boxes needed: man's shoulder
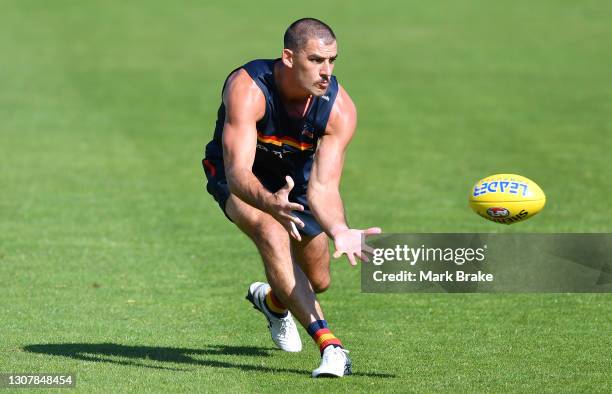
[225,58,276,95]
[325,84,357,133]
[223,68,266,121]
[230,59,274,86]
[224,58,273,84]
[225,68,254,90]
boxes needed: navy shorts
[202,158,323,237]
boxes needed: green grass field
[1,1,611,392]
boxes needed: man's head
[281,18,337,97]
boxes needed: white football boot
[312,346,352,378]
[245,282,302,352]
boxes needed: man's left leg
[291,232,331,294]
[291,233,352,377]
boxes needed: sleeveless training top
[204,59,339,187]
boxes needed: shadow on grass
[23,343,395,378]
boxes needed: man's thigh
[225,193,330,292]
[202,156,323,237]
[224,194,287,247]
[291,232,331,293]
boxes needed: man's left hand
[332,227,382,266]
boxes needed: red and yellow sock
[265,289,288,318]
[307,320,343,354]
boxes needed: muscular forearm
[226,168,275,213]
[227,168,306,240]
[308,185,348,238]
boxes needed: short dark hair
[283,18,336,51]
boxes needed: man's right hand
[268,176,305,241]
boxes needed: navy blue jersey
[204,59,339,188]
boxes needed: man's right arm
[221,69,305,240]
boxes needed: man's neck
[274,61,311,104]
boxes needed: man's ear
[281,48,294,68]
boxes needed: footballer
[202,18,380,377]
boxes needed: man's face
[291,38,337,96]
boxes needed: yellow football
[469,174,546,224]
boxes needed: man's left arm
[307,85,381,265]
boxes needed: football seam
[469,199,546,203]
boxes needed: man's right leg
[225,194,352,377]
[225,194,326,329]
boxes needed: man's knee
[311,274,331,293]
[226,195,289,251]
[251,220,289,254]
